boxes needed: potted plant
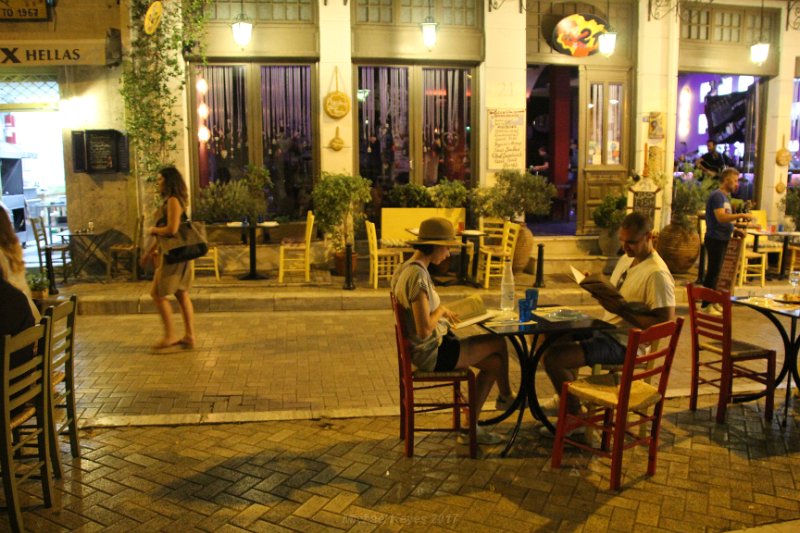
[472,169,557,271]
[383,183,434,208]
[656,179,714,273]
[591,193,627,256]
[428,180,468,209]
[311,172,372,275]
[780,187,800,231]
[27,271,49,300]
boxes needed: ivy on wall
[120,0,212,190]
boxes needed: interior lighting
[231,0,253,49]
[198,125,211,142]
[197,103,209,119]
[196,78,208,95]
[420,0,438,50]
[598,0,616,57]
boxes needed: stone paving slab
[4,397,800,532]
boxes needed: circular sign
[323,91,351,119]
[551,14,609,57]
[144,1,164,36]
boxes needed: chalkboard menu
[632,191,657,223]
[71,130,129,174]
[716,237,743,292]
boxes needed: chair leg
[38,401,54,507]
[0,436,25,532]
[48,394,63,479]
[452,383,461,430]
[404,399,415,458]
[689,354,699,412]
[716,369,732,424]
[467,377,477,459]
[66,378,81,458]
[551,384,570,469]
[278,248,285,283]
[304,252,310,282]
[600,407,613,451]
[647,401,666,479]
[765,352,776,422]
[609,407,626,491]
[106,251,113,280]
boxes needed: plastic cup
[525,288,539,310]
[518,299,531,323]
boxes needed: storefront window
[607,83,623,165]
[261,66,312,218]
[588,83,603,166]
[196,66,248,188]
[422,68,471,185]
[357,66,409,186]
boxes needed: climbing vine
[120,0,213,188]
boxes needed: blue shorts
[434,332,461,371]
[579,331,626,366]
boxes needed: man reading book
[542,212,676,427]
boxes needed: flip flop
[178,338,195,349]
[151,339,180,350]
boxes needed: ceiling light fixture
[598,0,616,57]
[750,0,769,65]
[231,0,253,49]
[420,0,438,50]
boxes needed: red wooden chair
[390,293,477,458]
[686,283,775,423]
[551,319,683,491]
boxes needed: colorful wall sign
[551,14,609,58]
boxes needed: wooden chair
[366,221,402,289]
[686,283,775,423]
[278,211,314,283]
[107,215,144,281]
[42,296,80,479]
[737,237,767,287]
[192,246,221,281]
[551,318,684,491]
[478,221,520,289]
[30,216,70,282]
[748,210,783,270]
[390,293,477,458]
[478,216,505,249]
[1,321,55,532]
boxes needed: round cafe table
[233,221,279,280]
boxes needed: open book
[569,265,655,316]
[569,266,622,301]
[446,294,499,330]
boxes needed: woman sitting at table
[391,217,514,445]
[0,209,39,320]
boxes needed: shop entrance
[0,75,66,250]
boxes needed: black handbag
[160,220,209,264]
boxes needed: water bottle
[500,257,515,312]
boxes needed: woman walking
[144,166,195,350]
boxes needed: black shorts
[434,332,461,371]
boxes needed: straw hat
[407,217,461,246]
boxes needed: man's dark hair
[707,139,717,146]
[720,167,739,181]
[620,212,652,234]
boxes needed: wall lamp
[231,0,253,49]
[420,0,437,50]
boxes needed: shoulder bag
[159,220,209,264]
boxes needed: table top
[55,230,101,238]
[747,229,800,237]
[480,307,614,336]
[732,295,800,318]
[224,221,279,228]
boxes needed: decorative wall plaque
[323,66,350,119]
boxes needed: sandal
[178,337,195,349]
[151,339,180,350]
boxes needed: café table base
[239,272,267,281]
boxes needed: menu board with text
[716,236,743,292]
[487,109,525,171]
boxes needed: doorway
[525,65,578,236]
[0,74,66,252]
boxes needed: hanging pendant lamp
[232,0,253,49]
[420,0,438,50]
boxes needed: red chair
[390,293,477,458]
[686,283,775,423]
[551,319,683,491]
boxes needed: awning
[0,29,121,67]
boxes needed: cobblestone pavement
[4,397,800,532]
[5,289,799,530]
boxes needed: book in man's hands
[569,265,655,316]
[446,294,500,330]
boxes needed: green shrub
[591,194,627,230]
[384,183,434,208]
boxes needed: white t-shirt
[604,251,675,344]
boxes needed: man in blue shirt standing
[702,168,753,307]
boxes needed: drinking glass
[790,271,800,294]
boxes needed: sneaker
[539,394,560,416]
[494,393,516,411]
[539,424,583,439]
[457,426,503,446]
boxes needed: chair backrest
[366,220,379,255]
[30,216,49,250]
[686,282,732,357]
[617,318,684,411]
[44,296,77,378]
[1,320,50,420]
[502,221,521,257]
[390,292,414,383]
[479,217,505,247]
[304,211,315,247]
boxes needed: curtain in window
[261,66,312,218]
[422,68,471,185]
[197,65,248,188]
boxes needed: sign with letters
[487,109,525,171]
[0,40,109,66]
[0,0,49,21]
